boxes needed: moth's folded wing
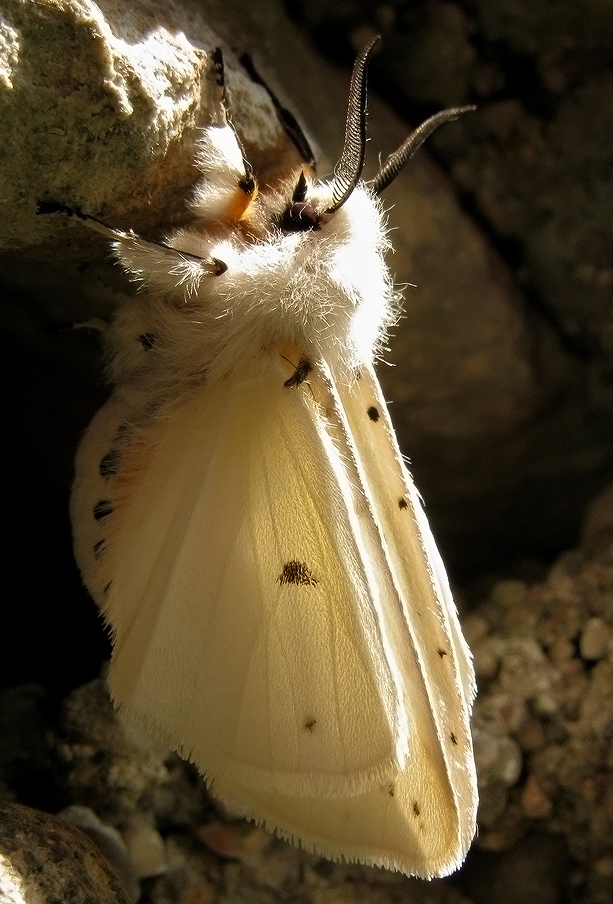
[216,359,477,875]
[71,365,408,798]
[335,363,478,859]
[213,735,465,879]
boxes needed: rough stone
[0,800,130,904]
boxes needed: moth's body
[105,180,392,399]
[69,44,478,878]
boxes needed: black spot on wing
[304,718,316,732]
[103,581,112,597]
[115,422,132,439]
[450,732,458,746]
[139,333,155,350]
[413,801,421,817]
[99,448,121,478]
[278,561,318,586]
[93,500,113,521]
[145,398,163,416]
[438,648,447,658]
[398,497,408,510]
[284,358,312,388]
[93,539,106,560]
[387,784,395,797]
[367,405,380,422]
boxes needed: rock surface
[0,800,130,904]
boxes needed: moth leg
[283,358,313,388]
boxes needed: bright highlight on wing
[69,40,477,878]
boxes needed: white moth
[68,41,478,877]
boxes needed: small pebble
[463,613,490,645]
[579,617,610,660]
[197,821,260,859]
[516,716,545,752]
[122,819,167,878]
[532,691,559,716]
[473,728,523,787]
[521,775,552,818]
[473,643,499,679]
[547,638,574,665]
[477,829,513,852]
[582,483,613,541]
[490,580,528,609]
[178,879,216,904]
[594,855,613,877]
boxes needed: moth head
[276,37,475,235]
[277,171,322,233]
[40,42,474,299]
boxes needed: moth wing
[71,364,409,798]
[338,362,477,862]
[210,360,476,876]
[214,737,463,878]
